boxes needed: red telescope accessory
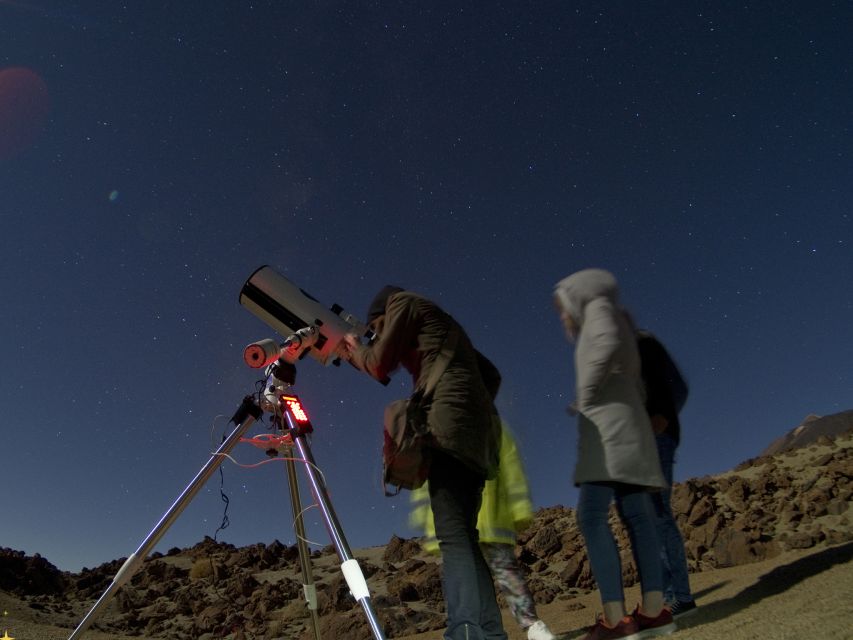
[240,433,294,450]
[244,338,280,368]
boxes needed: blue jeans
[429,449,507,640]
[577,481,663,604]
[651,434,693,603]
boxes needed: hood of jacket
[553,268,619,328]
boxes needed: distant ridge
[761,409,853,456]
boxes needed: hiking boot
[667,599,698,619]
[578,614,641,640]
[631,605,676,637]
[527,619,557,640]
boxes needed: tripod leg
[284,455,322,640]
[67,397,262,640]
[289,432,387,640]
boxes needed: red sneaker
[631,605,677,637]
[579,614,641,640]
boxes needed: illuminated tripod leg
[285,422,387,640]
[67,397,263,640]
[282,448,323,640]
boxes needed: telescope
[239,265,375,370]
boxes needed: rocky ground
[2,430,851,640]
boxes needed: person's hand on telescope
[339,333,361,360]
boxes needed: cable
[213,460,230,542]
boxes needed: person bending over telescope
[339,285,507,640]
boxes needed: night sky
[2,2,851,573]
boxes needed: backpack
[381,325,459,496]
[382,397,432,495]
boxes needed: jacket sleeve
[576,297,620,409]
[639,335,671,418]
[409,484,439,553]
[351,293,419,382]
[409,485,431,530]
[499,427,534,530]
[639,334,687,420]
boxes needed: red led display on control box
[282,395,311,425]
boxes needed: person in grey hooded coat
[553,269,675,640]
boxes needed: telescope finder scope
[244,338,281,369]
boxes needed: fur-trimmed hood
[553,268,619,329]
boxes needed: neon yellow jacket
[410,424,534,552]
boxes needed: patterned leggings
[480,542,539,630]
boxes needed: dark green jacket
[352,291,500,478]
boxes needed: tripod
[67,362,387,640]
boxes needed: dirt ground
[3,541,852,640]
[399,541,853,640]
